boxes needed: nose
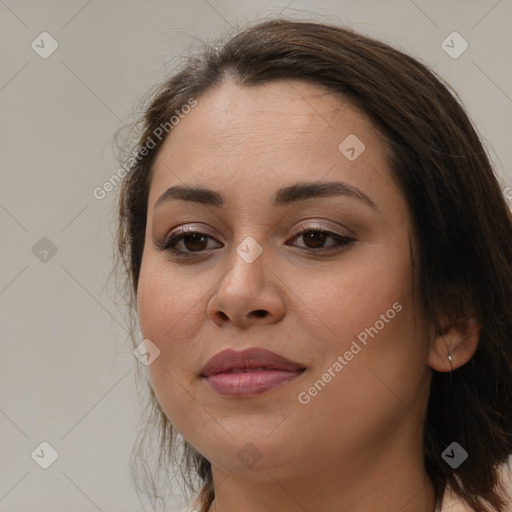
[206,244,286,328]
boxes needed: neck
[206,448,436,512]
[205,369,436,512]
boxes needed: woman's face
[137,79,433,480]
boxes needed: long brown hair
[113,18,512,512]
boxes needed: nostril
[252,310,267,318]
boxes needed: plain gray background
[1,1,511,511]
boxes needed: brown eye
[179,233,209,252]
[289,228,354,251]
[156,226,355,259]
[301,231,329,249]
[158,229,222,256]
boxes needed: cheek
[137,256,203,347]
[300,240,413,347]
[282,260,419,434]
[136,256,218,430]
[296,239,426,403]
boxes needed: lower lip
[204,369,304,397]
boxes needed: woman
[114,18,512,512]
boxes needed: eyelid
[154,224,217,251]
[156,220,355,256]
[288,220,352,238]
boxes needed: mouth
[203,368,306,397]
[216,367,286,374]
[200,347,306,397]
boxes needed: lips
[200,347,306,397]
[200,347,305,377]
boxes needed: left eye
[288,228,354,250]
[158,227,354,257]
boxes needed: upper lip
[201,347,305,377]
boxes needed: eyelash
[157,224,355,259]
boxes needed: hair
[112,17,512,512]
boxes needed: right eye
[158,228,223,257]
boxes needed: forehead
[158,79,385,151]
[148,79,394,211]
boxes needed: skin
[136,79,481,512]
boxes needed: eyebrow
[153,181,377,211]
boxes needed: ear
[428,316,481,372]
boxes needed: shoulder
[179,495,203,512]
[179,505,200,512]
[179,506,200,512]
[441,454,512,512]
[177,459,512,512]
